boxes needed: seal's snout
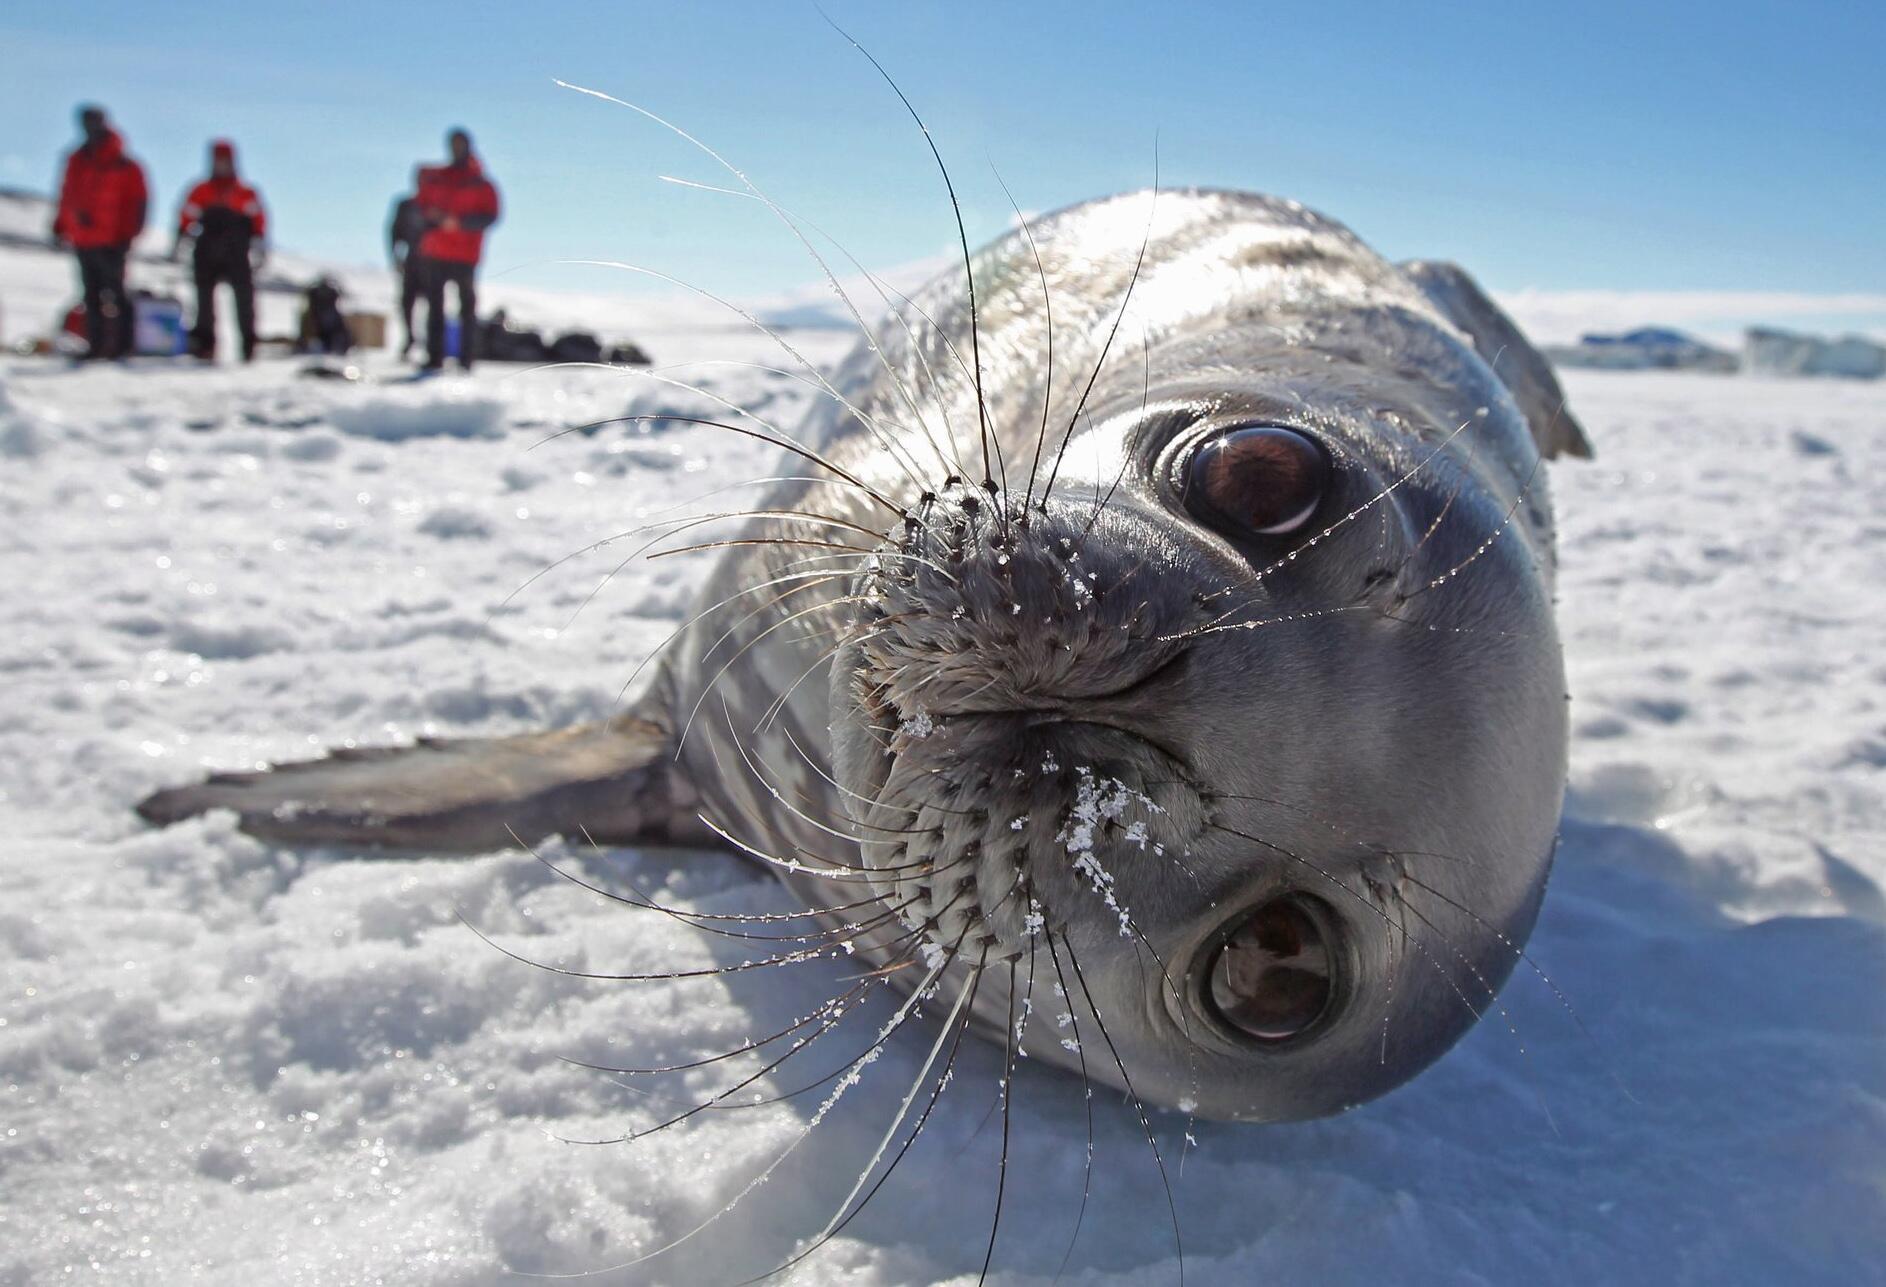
[849,487,1195,723]
[828,487,1220,966]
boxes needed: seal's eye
[1181,426,1328,538]
[1206,896,1336,1042]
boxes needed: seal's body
[141,190,1590,1122]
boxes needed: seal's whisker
[821,14,1001,500]
[551,77,950,493]
[744,944,990,1286]
[697,810,959,884]
[454,907,900,985]
[573,924,982,1152]
[1371,882,1412,1067]
[696,579,864,674]
[1203,819,1546,1089]
[1163,601,1380,643]
[1398,867,1628,1102]
[1059,931,1186,1287]
[677,598,894,757]
[554,251,940,495]
[527,828,906,945]
[552,353,943,490]
[792,210,976,480]
[1073,320,1155,551]
[655,179,972,484]
[1392,474,1466,584]
[649,357,947,463]
[607,554,899,718]
[1396,453,1546,603]
[1042,176,1159,506]
[610,566,854,707]
[1044,932,1099,1280]
[717,910,981,1112]
[557,963,912,1145]
[717,696,885,848]
[531,948,959,1277]
[1198,790,1491,870]
[780,724,980,821]
[1385,889,1558,1131]
[557,980,873,1078]
[754,615,908,734]
[987,166,1058,517]
[649,537,958,590]
[879,287,991,484]
[759,737,941,837]
[977,956,1023,1286]
[1181,416,1481,638]
[563,508,887,637]
[559,925,967,1144]
[560,827,910,922]
[534,407,910,519]
[487,475,851,625]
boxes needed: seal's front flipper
[1400,258,1595,460]
[135,714,708,853]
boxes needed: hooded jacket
[55,128,149,249]
[415,157,500,265]
[178,141,267,255]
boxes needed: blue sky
[3,1,1881,309]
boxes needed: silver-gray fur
[139,188,1589,1123]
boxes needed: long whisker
[655,178,972,482]
[745,945,989,1284]
[1059,931,1185,1286]
[821,12,998,496]
[1203,820,1542,1085]
[537,407,908,517]
[1043,931,1097,1281]
[559,980,873,1077]
[1174,417,1479,640]
[506,951,959,1280]
[989,169,1058,517]
[1042,181,1159,504]
[551,82,948,492]
[531,828,901,945]
[978,957,1021,1285]
[1397,453,1545,602]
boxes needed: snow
[2,231,1883,1285]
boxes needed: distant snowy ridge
[1545,327,1739,373]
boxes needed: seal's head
[829,190,1581,1122]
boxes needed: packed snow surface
[2,307,1883,1283]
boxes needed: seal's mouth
[838,672,1207,970]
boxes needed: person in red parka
[173,139,268,361]
[414,128,500,371]
[51,105,149,360]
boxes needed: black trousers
[190,250,257,360]
[76,245,134,359]
[398,255,427,352]
[422,258,478,369]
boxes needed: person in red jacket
[414,128,500,371]
[51,105,148,360]
[173,140,268,362]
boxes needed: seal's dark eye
[1181,426,1328,538]
[1206,896,1336,1042]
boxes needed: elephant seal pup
[140,188,1591,1124]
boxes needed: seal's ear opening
[1399,259,1595,461]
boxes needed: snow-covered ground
[1,236,1883,1284]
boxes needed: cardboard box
[344,311,388,350]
